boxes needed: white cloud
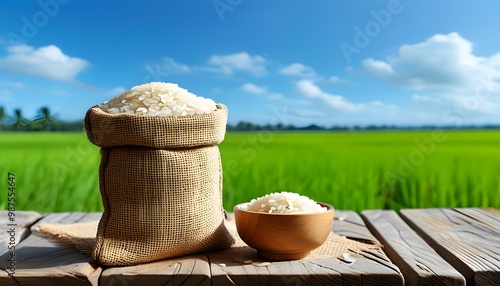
[361,33,500,93]
[287,99,312,105]
[442,93,500,115]
[160,57,191,73]
[296,80,364,112]
[362,58,394,76]
[0,44,89,81]
[360,32,500,120]
[412,94,441,104]
[241,83,283,101]
[279,63,316,77]
[288,109,325,118]
[267,93,283,100]
[241,83,267,94]
[315,75,348,86]
[206,52,267,76]
[143,57,191,82]
[370,101,398,109]
[328,76,343,84]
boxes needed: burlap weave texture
[84,104,234,266]
[85,103,227,148]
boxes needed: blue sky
[1,0,499,127]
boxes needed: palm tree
[12,108,28,130]
[0,106,6,130]
[33,106,55,130]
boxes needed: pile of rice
[98,82,217,116]
[242,192,327,214]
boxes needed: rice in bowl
[239,192,328,214]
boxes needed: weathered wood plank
[333,210,378,242]
[481,208,500,218]
[0,212,102,286]
[209,251,404,286]
[100,254,211,286]
[0,211,42,256]
[208,210,404,285]
[362,209,466,286]
[400,208,500,286]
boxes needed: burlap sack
[84,104,234,266]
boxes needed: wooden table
[0,208,498,286]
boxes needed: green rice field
[1,131,499,213]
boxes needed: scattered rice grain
[342,253,355,264]
[252,262,271,267]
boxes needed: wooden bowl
[234,203,334,260]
